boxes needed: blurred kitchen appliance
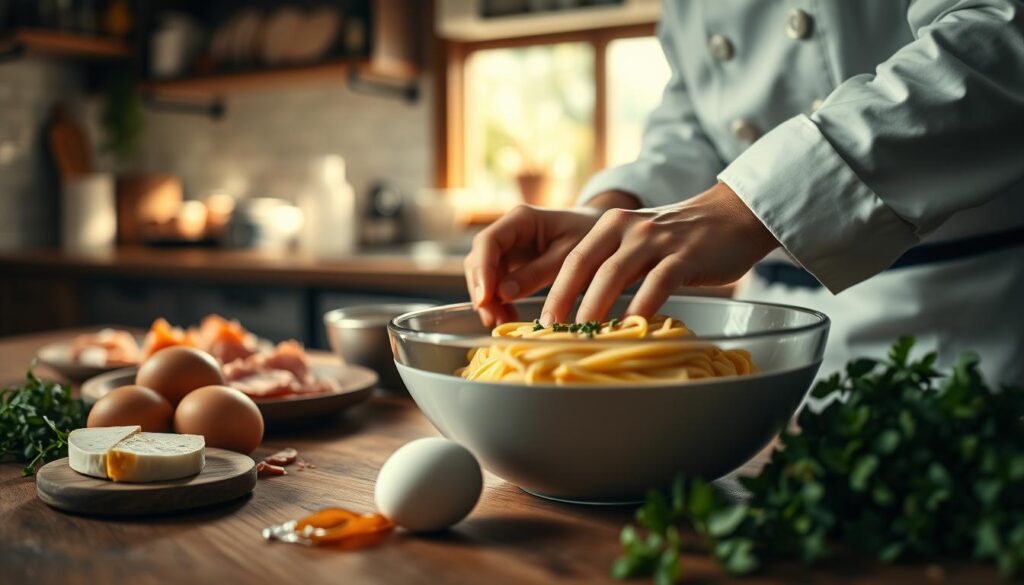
[299,156,357,258]
[61,173,116,251]
[362,182,404,247]
[410,188,459,245]
[224,198,303,251]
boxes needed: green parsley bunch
[613,337,1024,582]
[0,364,89,476]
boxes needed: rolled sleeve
[723,0,1024,294]
[719,115,919,294]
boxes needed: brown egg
[174,385,264,454]
[87,385,174,432]
[136,346,224,406]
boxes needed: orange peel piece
[264,507,395,550]
[295,507,360,531]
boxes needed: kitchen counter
[0,246,467,294]
[0,329,1001,584]
[0,247,469,340]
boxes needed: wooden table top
[0,246,468,295]
[0,329,998,584]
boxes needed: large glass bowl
[388,296,829,504]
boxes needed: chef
[464,0,1024,384]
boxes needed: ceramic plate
[81,354,377,431]
[36,339,141,384]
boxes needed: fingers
[476,303,496,328]
[540,210,629,324]
[476,299,520,327]
[491,301,520,325]
[497,240,575,302]
[464,206,537,308]
[574,245,653,322]
[625,255,692,318]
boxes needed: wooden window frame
[432,23,657,191]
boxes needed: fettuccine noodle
[456,315,757,385]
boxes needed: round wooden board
[36,448,256,516]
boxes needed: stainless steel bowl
[324,303,435,391]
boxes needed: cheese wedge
[105,433,205,482]
[68,425,141,479]
[68,427,205,482]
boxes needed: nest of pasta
[457,315,757,385]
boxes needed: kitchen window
[440,25,668,216]
[605,36,672,168]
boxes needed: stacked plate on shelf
[209,5,343,67]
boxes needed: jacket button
[811,98,825,112]
[708,34,734,61]
[731,119,761,144]
[786,9,813,39]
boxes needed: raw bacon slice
[223,340,332,400]
[264,448,298,466]
[198,314,258,364]
[262,340,310,381]
[257,461,287,477]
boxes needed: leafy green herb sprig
[613,337,1024,581]
[0,364,89,476]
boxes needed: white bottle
[300,156,357,257]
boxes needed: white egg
[374,437,482,532]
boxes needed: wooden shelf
[0,28,131,60]
[142,59,419,99]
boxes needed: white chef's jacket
[580,0,1024,384]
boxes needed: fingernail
[474,268,486,299]
[499,280,520,300]
[539,311,554,327]
[474,282,484,304]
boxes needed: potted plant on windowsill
[514,164,552,207]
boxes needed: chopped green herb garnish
[612,337,1024,581]
[541,320,604,337]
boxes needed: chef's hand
[540,182,780,325]
[465,191,640,326]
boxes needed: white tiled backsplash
[0,58,432,250]
[0,57,84,250]
[96,77,433,210]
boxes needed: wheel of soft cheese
[68,426,140,479]
[68,427,206,482]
